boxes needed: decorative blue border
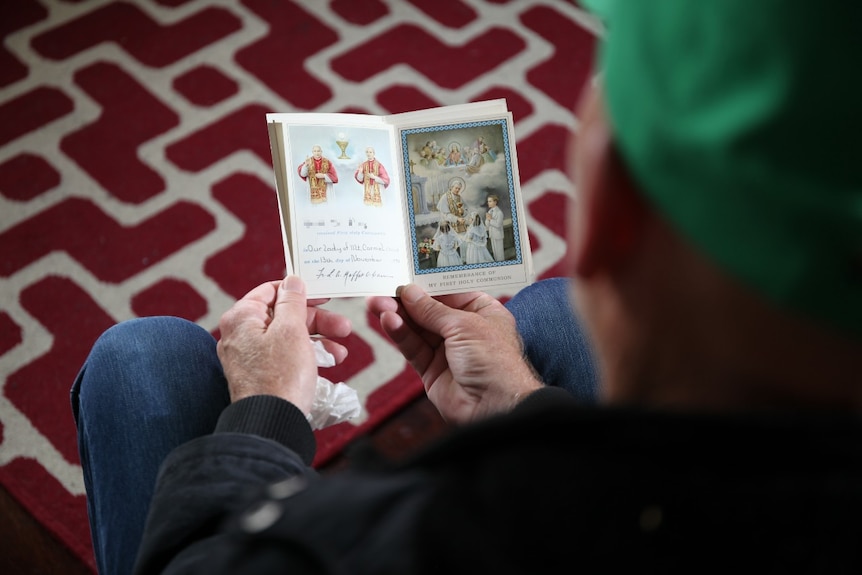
[401,118,523,275]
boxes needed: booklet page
[275,116,410,297]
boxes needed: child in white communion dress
[465,213,495,264]
[432,220,462,267]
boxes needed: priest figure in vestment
[298,144,338,204]
[354,146,390,207]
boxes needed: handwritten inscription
[297,224,405,291]
[304,241,398,254]
[294,209,411,293]
[303,240,400,265]
[315,267,396,285]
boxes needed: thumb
[272,275,309,333]
[397,284,458,337]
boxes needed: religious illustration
[353,146,390,207]
[297,144,338,204]
[402,119,521,272]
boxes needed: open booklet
[266,99,534,298]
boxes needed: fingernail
[282,275,303,293]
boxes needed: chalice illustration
[335,133,350,159]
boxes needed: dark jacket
[134,388,862,574]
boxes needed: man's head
[365,147,375,160]
[311,145,323,159]
[568,0,862,409]
[449,178,463,195]
[487,195,498,208]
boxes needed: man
[297,144,338,204]
[436,176,469,262]
[444,142,464,166]
[73,2,862,574]
[435,176,467,232]
[485,194,504,261]
[353,146,390,207]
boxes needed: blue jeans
[71,278,598,574]
[505,277,599,402]
[71,317,231,575]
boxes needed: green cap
[586,0,862,336]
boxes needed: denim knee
[71,316,225,421]
[506,278,599,402]
[90,316,212,361]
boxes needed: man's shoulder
[404,396,862,470]
[353,402,862,571]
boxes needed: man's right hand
[367,285,542,424]
[217,276,351,414]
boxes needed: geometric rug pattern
[0,0,598,570]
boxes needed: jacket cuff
[513,386,578,414]
[214,395,316,465]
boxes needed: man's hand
[217,276,352,414]
[367,285,542,424]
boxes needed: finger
[384,290,443,349]
[225,280,283,331]
[219,297,272,338]
[378,308,405,338]
[366,295,399,316]
[368,289,444,349]
[378,310,437,378]
[315,338,349,364]
[239,280,281,306]
[306,306,352,339]
[402,302,443,349]
[397,284,467,339]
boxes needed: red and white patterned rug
[0,0,597,570]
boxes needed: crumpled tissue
[307,339,361,430]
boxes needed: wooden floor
[0,394,448,574]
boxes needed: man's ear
[568,86,647,279]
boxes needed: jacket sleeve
[134,393,437,574]
[133,396,319,574]
[513,386,580,413]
